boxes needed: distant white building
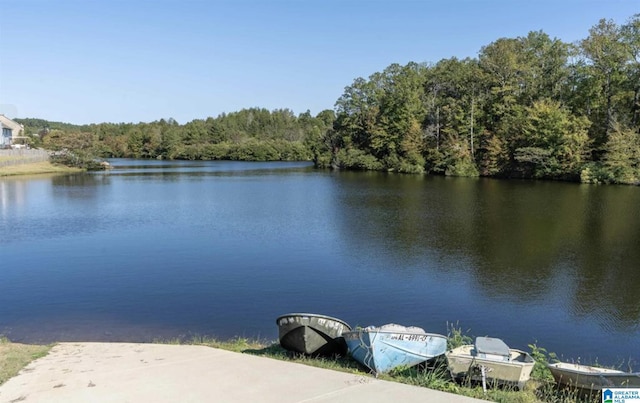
[0,114,25,147]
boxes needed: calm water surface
[1,160,638,366]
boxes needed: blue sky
[0,0,637,124]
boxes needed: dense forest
[17,15,640,184]
[16,108,329,163]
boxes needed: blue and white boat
[343,324,447,375]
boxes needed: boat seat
[475,337,510,361]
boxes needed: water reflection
[1,161,638,364]
[333,173,640,331]
[51,173,111,201]
[0,178,30,219]
[52,172,111,187]
[570,186,640,331]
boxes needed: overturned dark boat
[276,313,351,356]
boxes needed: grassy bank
[0,337,51,385]
[0,335,601,402]
[0,161,83,176]
[166,335,601,403]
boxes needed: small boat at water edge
[343,324,447,376]
[547,362,640,390]
[446,337,535,390]
[276,313,351,356]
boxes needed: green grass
[0,161,82,176]
[0,336,52,386]
[154,335,270,353]
[159,333,600,403]
[164,327,609,403]
[0,331,610,402]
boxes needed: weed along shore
[0,334,610,403]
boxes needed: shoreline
[0,337,605,403]
[0,161,83,177]
[0,341,485,403]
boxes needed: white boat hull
[547,362,640,390]
[446,344,535,390]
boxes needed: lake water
[1,160,638,367]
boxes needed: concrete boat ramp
[0,342,485,402]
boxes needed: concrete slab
[0,343,486,402]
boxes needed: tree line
[322,15,640,185]
[17,15,640,184]
[18,108,332,163]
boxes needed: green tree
[159,123,181,159]
[425,58,484,175]
[511,100,591,179]
[183,119,208,145]
[334,76,383,154]
[601,122,640,184]
[305,110,336,168]
[621,14,640,127]
[519,31,571,104]
[579,18,631,146]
